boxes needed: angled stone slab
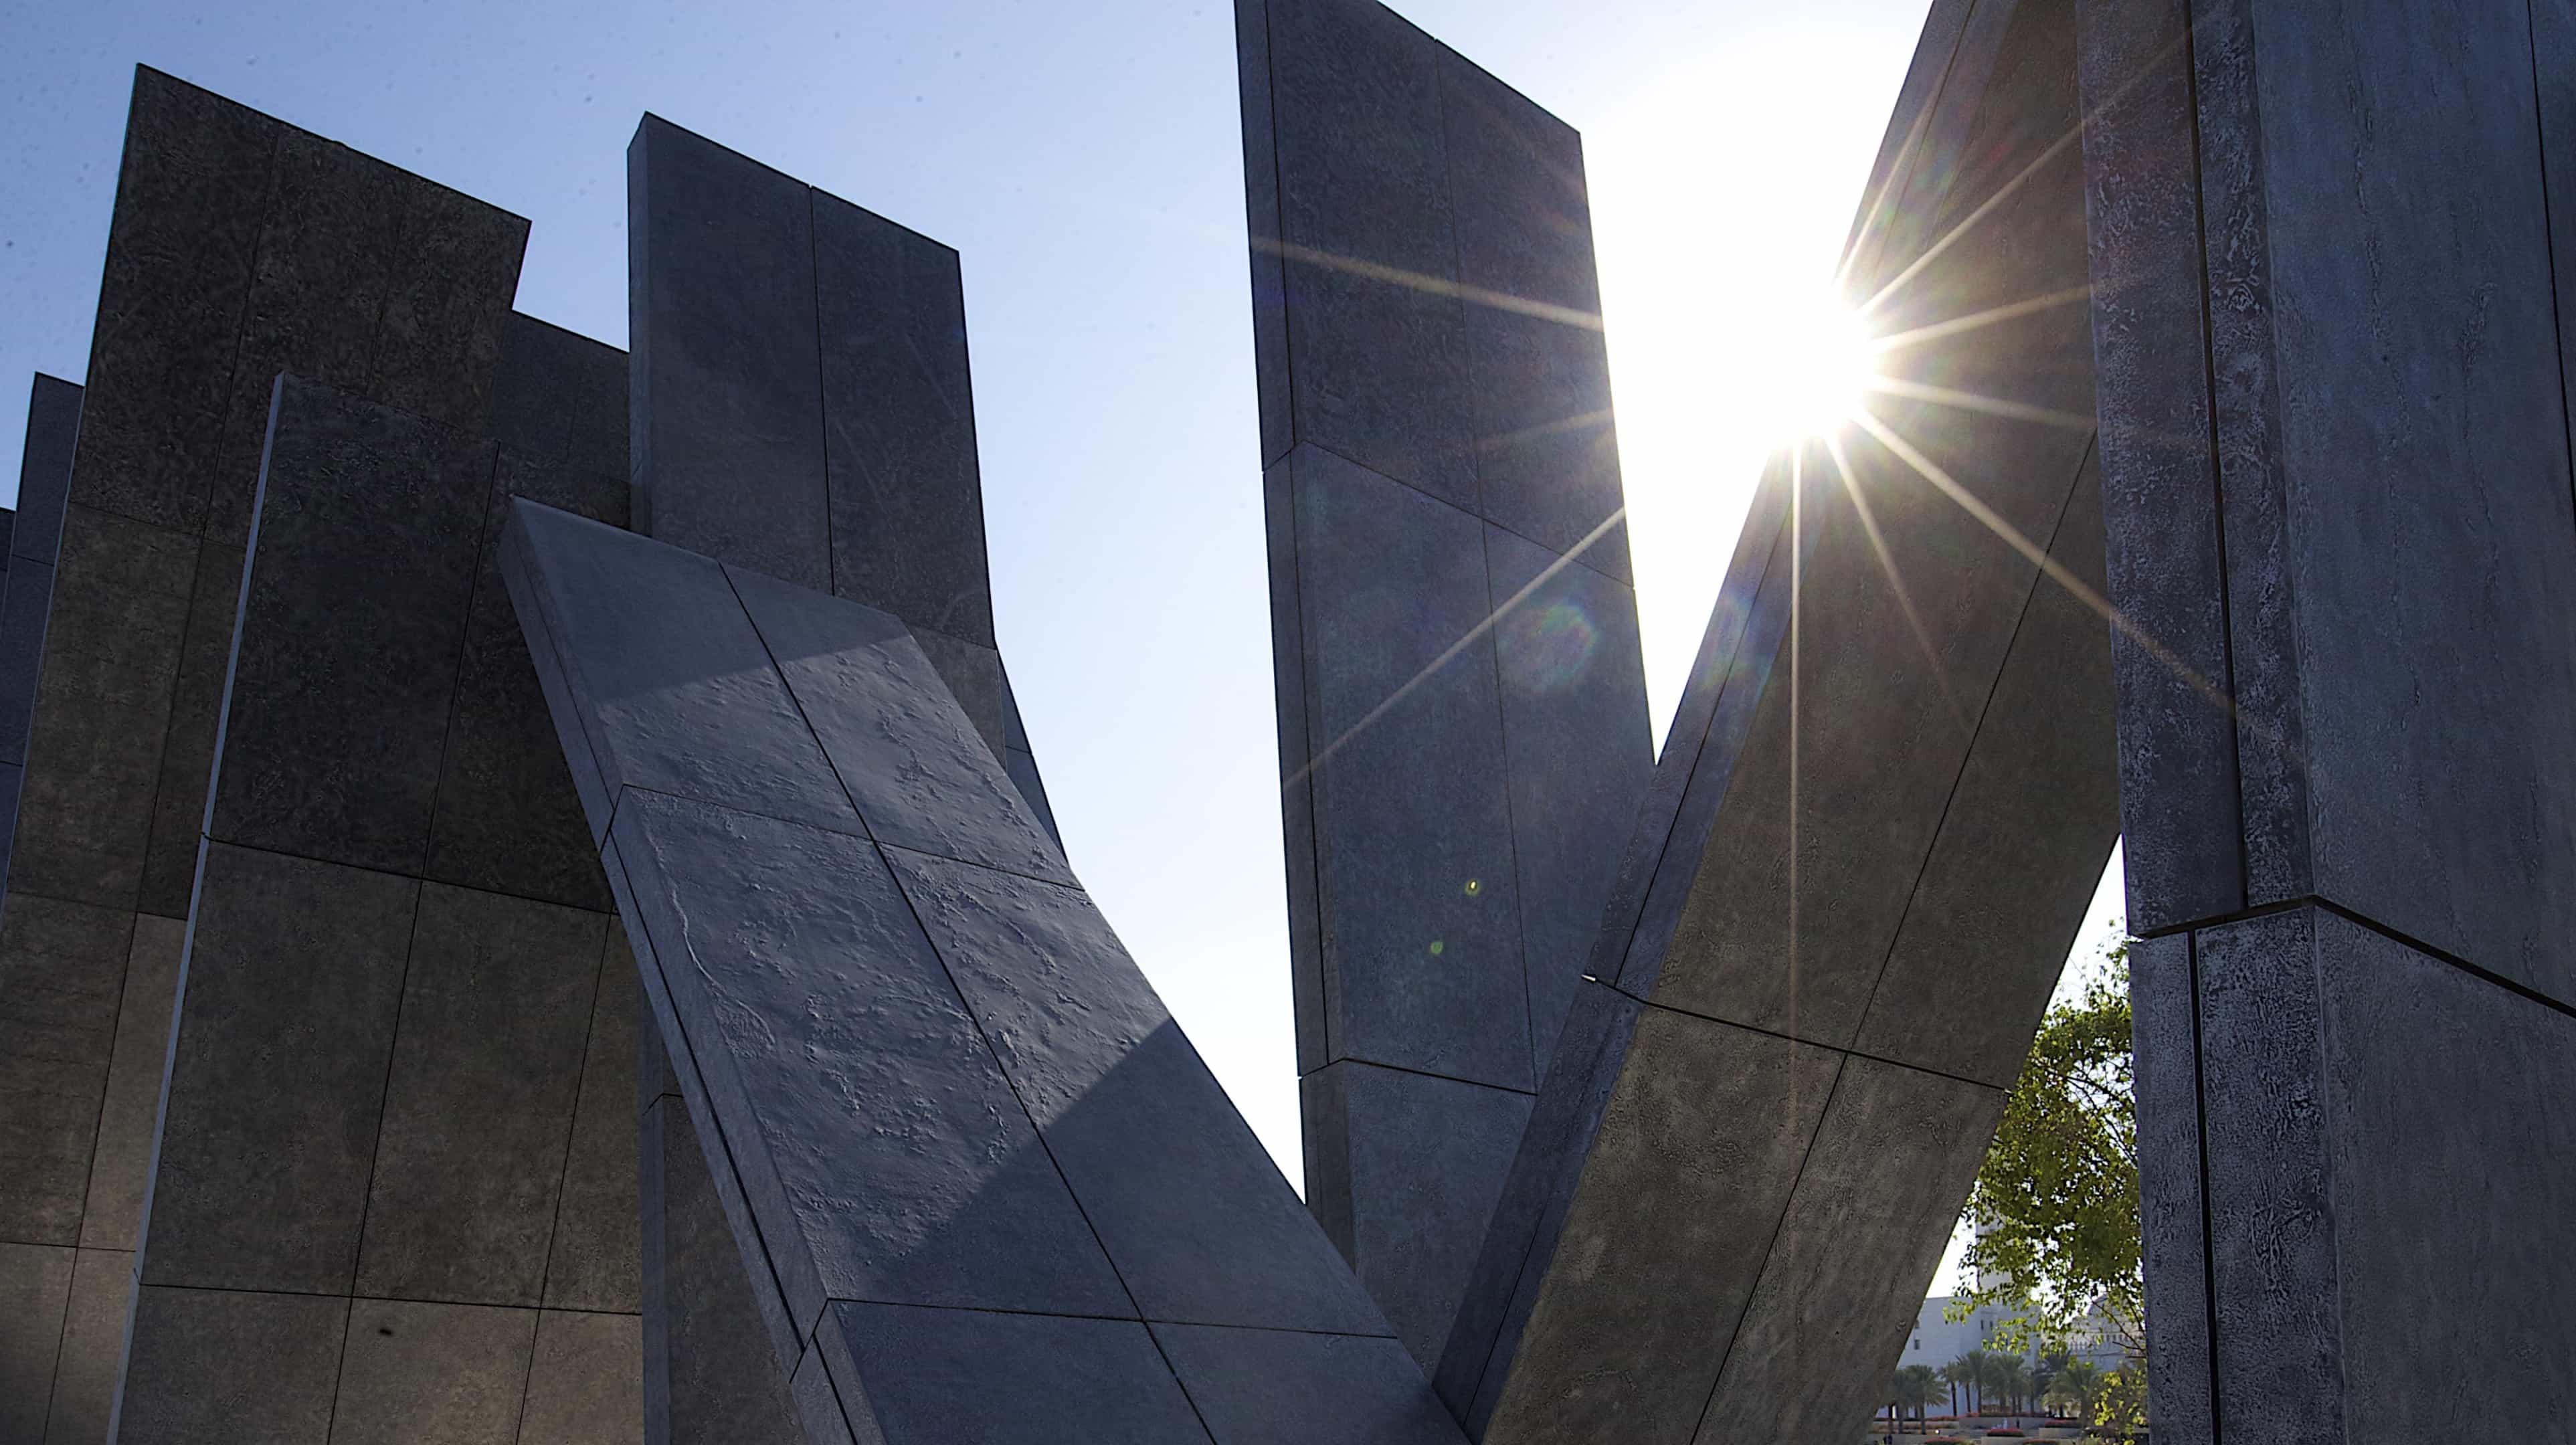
[1442,1,2116,1436]
[508,499,1462,1442]
[1239,0,1652,1368]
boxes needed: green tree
[1989,1353,2029,1416]
[1893,1363,1943,1432]
[1948,944,2143,1377]
[2043,1358,2105,1422]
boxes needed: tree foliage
[1948,943,2148,1430]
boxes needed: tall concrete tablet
[1439,1,2119,1439]
[504,497,1465,1444]
[1235,0,1653,1368]
[2084,0,2576,1434]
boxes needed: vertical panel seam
[2524,0,2576,530]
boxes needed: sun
[1768,290,1879,443]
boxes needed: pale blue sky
[1,2,2120,1295]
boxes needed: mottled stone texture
[624,113,1058,843]
[118,372,641,1441]
[0,375,79,904]
[0,68,650,1440]
[1236,0,1652,1370]
[2080,0,2576,1435]
[1439,1,2120,1439]
[507,499,1465,1444]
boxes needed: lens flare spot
[1501,602,1600,693]
[1428,940,1446,957]
[1463,878,1483,897]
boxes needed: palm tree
[2043,1359,2106,1423]
[1958,1348,1991,1416]
[1940,1353,1976,1419]
[1989,1355,2030,1420]
[1893,1364,1943,1433]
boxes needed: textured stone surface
[205,377,490,873]
[78,914,185,1250]
[887,844,1386,1336]
[731,567,1067,884]
[520,1309,646,1445]
[502,503,853,839]
[1240,0,1654,1369]
[822,1303,1208,1445]
[605,787,1131,1332]
[0,1241,74,1442]
[813,192,996,647]
[1153,1323,1465,1445]
[640,1046,802,1445]
[355,884,604,1305]
[1299,1059,1529,1363]
[0,895,139,1243]
[143,843,416,1293]
[329,1297,537,1445]
[119,1284,347,1445]
[627,114,829,590]
[41,1247,130,1444]
[545,925,642,1314]
[14,376,82,570]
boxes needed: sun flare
[1768,292,1879,444]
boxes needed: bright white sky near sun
[0,0,2122,1302]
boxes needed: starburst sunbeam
[1281,503,1629,793]
[1861,375,2099,430]
[1822,431,1972,736]
[1867,284,2095,355]
[1253,236,1603,330]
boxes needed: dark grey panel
[909,625,1008,765]
[500,501,855,840]
[2190,908,2342,1440]
[1230,0,1293,466]
[0,894,136,1243]
[0,1242,73,1442]
[1295,1059,1528,1368]
[1481,524,1649,1073]
[885,845,1387,1336]
[206,377,490,872]
[1851,452,2118,1087]
[1002,748,1061,851]
[0,557,60,767]
[1435,980,1639,1425]
[2316,912,2576,1436]
[812,193,995,646]
[1152,1323,1464,1445]
[520,1310,646,1445]
[78,914,185,1250]
[641,1085,802,1445]
[8,504,195,910]
[1437,54,1623,575]
[356,884,604,1306]
[606,789,1131,1329]
[15,375,84,567]
[367,179,529,433]
[203,129,405,543]
[118,1284,345,1445]
[41,1246,129,1445]
[2124,931,2212,1440]
[726,565,1068,884]
[820,1302,1209,1445]
[1279,444,1525,1087]
[425,449,625,912]
[1691,1058,2003,1444]
[545,925,642,1314]
[2247,0,2576,997]
[134,531,246,919]
[1261,456,1325,1076]
[790,1345,864,1445]
[141,843,416,1294]
[627,114,830,590]
[488,312,630,483]
[71,68,278,537]
[329,1298,537,1445]
[1251,0,1477,506]
[1476,1007,1840,1445]
[2075,0,2243,934]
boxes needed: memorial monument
[3,0,2573,1440]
